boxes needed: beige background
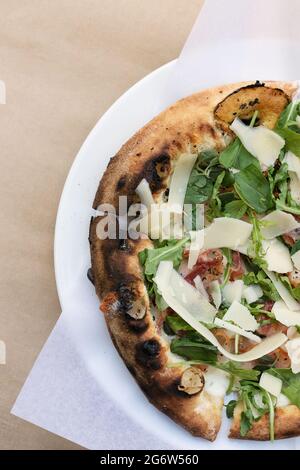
[0,0,203,450]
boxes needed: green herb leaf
[240,410,253,437]
[165,315,193,333]
[226,400,237,418]
[276,101,300,157]
[243,270,280,301]
[139,237,188,310]
[269,369,300,408]
[291,239,300,256]
[224,200,247,219]
[170,337,218,363]
[234,165,274,213]
[219,138,260,170]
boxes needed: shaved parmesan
[286,337,300,374]
[265,270,300,311]
[272,300,300,327]
[168,153,197,213]
[188,219,252,268]
[188,231,204,269]
[284,151,300,179]
[154,261,216,323]
[194,275,209,300]
[289,172,300,205]
[222,280,244,305]
[230,118,285,167]
[259,372,282,398]
[199,218,252,250]
[292,250,300,271]
[214,318,261,343]
[260,210,300,239]
[277,393,291,407]
[155,262,287,362]
[230,241,250,255]
[209,280,222,309]
[223,300,258,331]
[243,284,263,304]
[135,178,154,208]
[262,238,293,273]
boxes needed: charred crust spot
[125,316,149,334]
[87,268,95,285]
[136,338,162,370]
[137,154,170,193]
[117,283,135,312]
[142,339,160,356]
[116,176,127,191]
[199,122,216,138]
[119,238,129,251]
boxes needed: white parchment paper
[12,0,300,450]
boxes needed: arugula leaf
[247,210,267,269]
[224,199,247,219]
[269,368,300,408]
[139,237,188,310]
[279,275,300,302]
[165,315,193,333]
[222,248,232,286]
[234,165,274,213]
[170,337,218,363]
[226,400,237,418]
[206,171,226,221]
[276,101,300,157]
[217,362,260,381]
[237,380,275,440]
[291,239,300,256]
[219,111,260,170]
[269,161,300,214]
[219,138,260,170]
[243,270,280,301]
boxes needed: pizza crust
[229,403,300,440]
[89,80,298,441]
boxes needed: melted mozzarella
[230,118,285,167]
[286,337,300,373]
[203,367,229,397]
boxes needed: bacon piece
[256,316,288,337]
[229,251,245,281]
[184,249,224,285]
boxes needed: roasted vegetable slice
[215,83,290,130]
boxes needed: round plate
[54,61,297,450]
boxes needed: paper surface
[12,0,300,450]
[163,0,300,107]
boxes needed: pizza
[89,80,300,441]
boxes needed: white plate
[54,60,297,450]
